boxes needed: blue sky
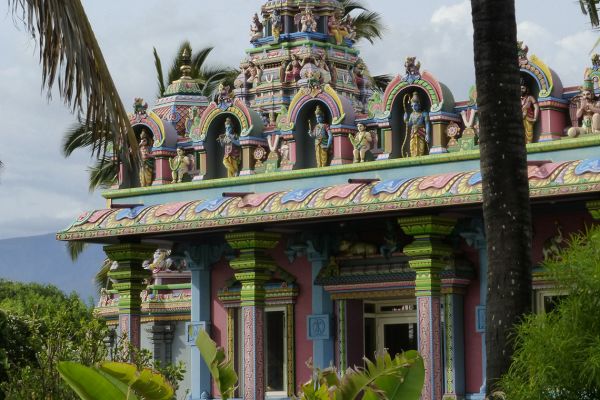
[0,0,596,239]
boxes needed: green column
[225,231,281,400]
[398,216,456,400]
[104,243,155,351]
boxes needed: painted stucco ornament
[217,117,241,177]
[404,57,421,83]
[133,97,148,116]
[138,129,154,187]
[349,123,374,163]
[327,11,354,45]
[250,13,264,42]
[521,78,539,144]
[216,83,233,111]
[308,106,332,167]
[169,148,191,183]
[404,91,430,157]
[567,78,600,137]
[295,5,318,33]
[269,9,282,43]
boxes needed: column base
[538,133,563,142]
[429,146,449,154]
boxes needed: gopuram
[58,2,600,399]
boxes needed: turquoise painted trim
[246,38,359,55]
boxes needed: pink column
[152,149,176,185]
[242,306,265,400]
[330,132,354,165]
[538,100,568,142]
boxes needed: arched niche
[389,87,431,158]
[129,110,177,148]
[204,113,243,179]
[519,54,562,99]
[293,100,333,169]
[520,71,542,142]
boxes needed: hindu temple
[57,1,600,399]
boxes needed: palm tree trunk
[470,0,532,393]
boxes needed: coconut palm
[153,41,238,99]
[339,0,385,44]
[8,0,139,186]
[470,0,532,395]
[580,0,600,26]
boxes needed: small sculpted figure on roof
[521,78,539,144]
[169,148,191,183]
[567,78,600,138]
[250,13,264,42]
[138,129,154,187]
[349,123,373,163]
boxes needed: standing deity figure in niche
[169,148,191,183]
[295,5,318,33]
[218,117,241,177]
[328,12,351,46]
[138,129,154,187]
[308,106,332,167]
[567,78,600,137]
[349,123,373,163]
[404,92,431,157]
[521,79,539,143]
[270,9,282,42]
[250,13,264,41]
[285,54,304,82]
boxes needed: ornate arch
[288,84,350,126]
[130,110,166,147]
[520,54,554,98]
[191,98,262,141]
[383,71,445,113]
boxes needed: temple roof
[57,158,600,242]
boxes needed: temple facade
[58,1,600,399]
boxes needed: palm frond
[88,157,119,192]
[95,259,113,294]
[8,0,138,179]
[62,121,106,157]
[167,41,192,85]
[190,46,215,77]
[352,11,385,44]
[66,241,88,262]
[340,0,368,14]
[372,74,392,92]
[153,47,166,98]
[581,0,600,27]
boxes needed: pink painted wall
[210,259,234,397]
[209,238,314,395]
[269,241,314,392]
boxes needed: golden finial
[180,48,192,79]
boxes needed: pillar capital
[397,215,456,238]
[587,200,600,220]
[104,243,156,263]
[225,231,281,306]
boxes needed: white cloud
[431,1,471,27]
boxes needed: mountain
[0,233,105,302]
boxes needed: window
[265,308,286,395]
[535,290,567,314]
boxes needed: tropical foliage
[58,361,174,400]
[296,350,424,400]
[339,0,385,44]
[7,0,138,175]
[0,280,108,399]
[153,41,237,99]
[580,0,600,27]
[195,329,238,400]
[498,226,600,399]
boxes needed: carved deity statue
[250,13,264,41]
[244,61,263,88]
[284,54,304,82]
[295,5,318,33]
[169,148,191,183]
[138,129,154,187]
[567,78,600,137]
[404,92,431,157]
[217,117,241,177]
[133,97,148,116]
[308,106,332,167]
[216,83,233,109]
[404,57,421,80]
[328,12,352,46]
[270,9,282,42]
[521,79,539,144]
[349,123,373,163]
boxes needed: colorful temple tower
[59,2,600,399]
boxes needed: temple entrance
[363,301,417,360]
